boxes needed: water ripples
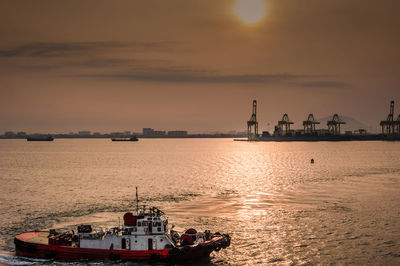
[0,139,399,264]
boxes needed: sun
[234,0,266,24]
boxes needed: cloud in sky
[0,42,349,87]
[76,72,350,88]
[0,41,174,58]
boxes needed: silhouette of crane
[395,113,400,136]
[247,100,258,140]
[327,114,346,135]
[380,101,395,135]
[303,114,320,134]
[278,114,294,135]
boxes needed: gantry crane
[278,114,294,135]
[327,114,346,135]
[395,114,400,136]
[247,100,258,140]
[380,101,396,135]
[303,113,320,134]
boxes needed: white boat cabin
[78,207,175,251]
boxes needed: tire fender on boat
[223,234,231,248]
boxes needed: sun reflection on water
[1,140,400,264]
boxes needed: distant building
[354,129,367,135]
[110,132,124,138]
[318,129,331,136]
[124,131,131,137]
[167,130,188,137]
[154,130,166,136]
[142,128,154,136]
[93,132,102,137]
[78,131,91,136]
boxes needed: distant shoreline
[0,135,246,139]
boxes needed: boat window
[158,227,161,232]
[122,238,126,249]
[137,222,141,227]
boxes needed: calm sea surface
[0,139,399,265]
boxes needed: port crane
[380,101,396,135]
[327,114,346,135]
[278,114,294,135]
[396,114,400,135]
[247,100,258,140]
[303,114,320,134]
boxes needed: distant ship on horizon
[111,136,139,142]
[27,136,54,141]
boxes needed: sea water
[0,139,399,265]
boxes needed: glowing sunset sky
[1,0,399,133]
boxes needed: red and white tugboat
[14,190,230,262]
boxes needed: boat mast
[136,187,139,215]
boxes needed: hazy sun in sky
[234,0,267,24]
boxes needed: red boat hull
[15,231,169,261]
[15,231,230,261]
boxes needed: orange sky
[1,0,399,133]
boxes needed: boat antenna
[136,187,139,215]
